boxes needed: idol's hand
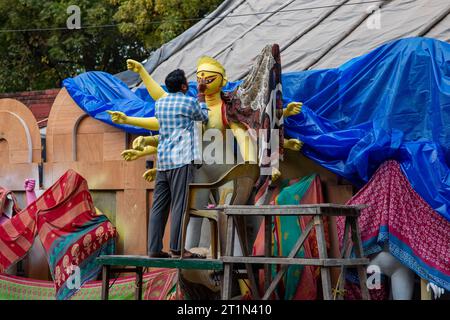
[143,168,157,183]
[107,110,128,124]
[284,102,302,117]
[427,282,445,299]
[121,149,143,161]
[127,59,143,73]
[24,179,36,192]
[284,138,303,151]
[132,136,147,151]
[271,167,281,182]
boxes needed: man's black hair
[165,69,188,93]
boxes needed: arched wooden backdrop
[0,98,48,279]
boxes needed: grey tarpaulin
[116,0,450,87]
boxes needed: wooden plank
[117,189,148,255]
[234,216,260,299]
[101,265,110,300]
[349,216,370,300]
[421,279,432,300]
[219,204,365,217]
[323,258,368,266]
[219,204,367,210]
[221,256,368,266]
[264,216,271,293]
[222,215,235,299]
[135,267,143,300]
[314,215,333,300]
[337,217,352,300]
[97,255,223,270]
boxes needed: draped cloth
[0,268,176,300]
[337,160,450,291]
[252,175,327,299]
[0,170,117,300]
[272,175,314,300]
[223,44,284,206]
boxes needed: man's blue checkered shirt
[155,92,208,171]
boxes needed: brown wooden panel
[124,158,154,190]
[103,132,126,161]
[0,139,9,164]
[91,191,117,225]
[0,111,40,163]
[0,163,39,191]
[51,134,72,162]
[43,161,125,190]
[76,134,104,162]
[115,191,125,255]
[116,189,148,255]
[0,99,41,163]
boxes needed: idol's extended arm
[107,59,167,131]
[127,59,168,101]
[282,101,303,151]
[107,110,160,131]
[121,146,157,161]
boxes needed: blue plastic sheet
[63,37,450,221]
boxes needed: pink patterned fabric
[337,160,450,290]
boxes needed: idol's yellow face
[196,70,224,95]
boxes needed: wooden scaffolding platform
[97,204,370,300]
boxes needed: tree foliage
[112,0,223,50]
[0,0,222,93]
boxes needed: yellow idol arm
[133,135,159,151]
[127,59,167,101]
[229,122,257,163]
[283,138,303,151]
[143,168,157,183]
[121,146,157,161]
[125,116,159,131]
[283,101,302,118]
[107,110,160,131]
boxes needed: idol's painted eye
[205,76,217,84]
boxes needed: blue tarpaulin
[63,37,450,221]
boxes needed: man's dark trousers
[148,164,193,254]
